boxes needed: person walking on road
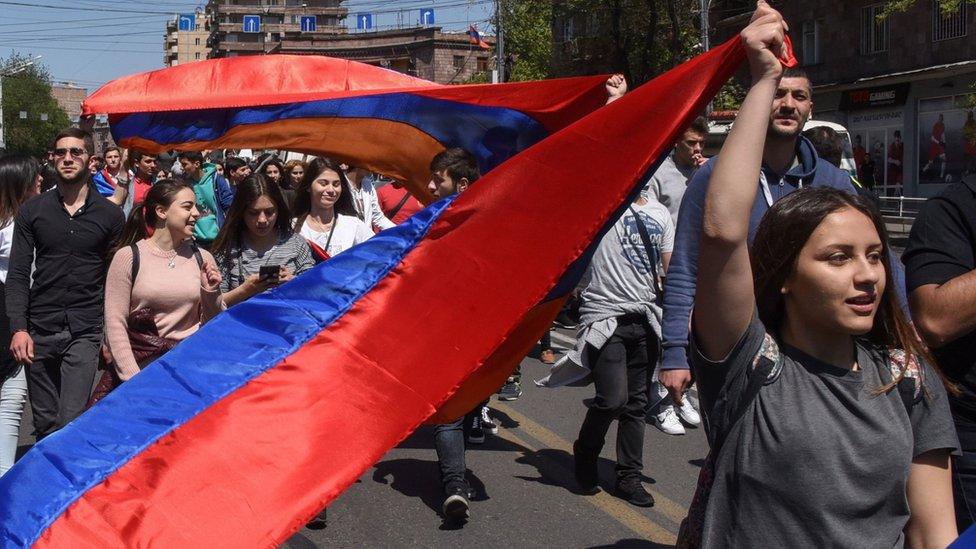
[645,117,708,435]
[425,148,486,522]
[538,183,673,507]
[683,5,959,546]
[0,155,42,475]
[6,128,125,440]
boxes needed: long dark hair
[0,155,40,223]
[262,158,287,187]
[116,179,193,251]
[211,173,293,259]
[292,157,357,229]
[751,187,947,395]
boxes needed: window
[476,57,488,73]
[933,0,968,41]
[195,52,201,60]
[860,4,889,53]
[194,37,200,45]
[453,55,464,69]
[801,20,821,65]
[562,17,575,43]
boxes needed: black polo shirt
[5,181,124,335]
[903,174,976,444]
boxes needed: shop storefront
[815,62,976,197]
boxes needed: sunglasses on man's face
[53,147,88,159]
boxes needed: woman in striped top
[212,174,314,307]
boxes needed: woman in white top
[294,157,373,259]
[0,155,42,475]
[341,163,395,232]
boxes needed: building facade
[275,27,493,84]
[720,0,976,197]
[165,12,211,67]
[52,83,114,155]
[206,0,348,58]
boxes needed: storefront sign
[840,83,910,110]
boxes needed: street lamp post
[0,55,42,151]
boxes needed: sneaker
[676,395,701,426]
[442,481,471,521]
[654,405,685,435]
[468,413,486,444]
[497,379,522,401]
[573,440,600,494]
[305,508,327,530]
[616,476,655,507]
[480,406,498,435]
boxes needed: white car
[706,117,857,179]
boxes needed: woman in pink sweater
[104,179,223,381]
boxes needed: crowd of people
[2,2,976,546]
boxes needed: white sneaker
[654,405,685,435]
[676,395,701,426]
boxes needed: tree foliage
[500,0,554,82]
[882,0,963,17]
[1,53,70,157]
[548,0,705,86]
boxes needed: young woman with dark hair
[103,180,223,386]
[212,173,314,308]
[293,157,373,259]
[684,4,959,547]
[261,157,286,188]
[284,159,306,189]
[0,155,41,475]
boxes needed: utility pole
[700,0,711,115]
[495,0,505,83]
[0,55,42,151]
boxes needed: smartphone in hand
[259,265,280,284]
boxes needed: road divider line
[493,401,689,529]
[494,420,678,545]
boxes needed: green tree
[882,0,963,17]
[1,53,70,157]
[548,0,704,86]
[501,0,554,81]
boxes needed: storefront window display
[918,94,976,184]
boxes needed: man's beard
[768,119,803,140]
[57,167,89,186]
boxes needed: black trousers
[576,314,657,480]
[26,327,101,439]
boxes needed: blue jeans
[433,407,478,489]
[0,365,27,476]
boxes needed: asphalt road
[16,327,709,548]
[283,327,709,548]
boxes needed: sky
[0,0,495,93]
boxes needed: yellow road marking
[493,402,681,545]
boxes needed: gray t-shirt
[691,317,959,548]
[647,153,697,224]
[580,200,674,315]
